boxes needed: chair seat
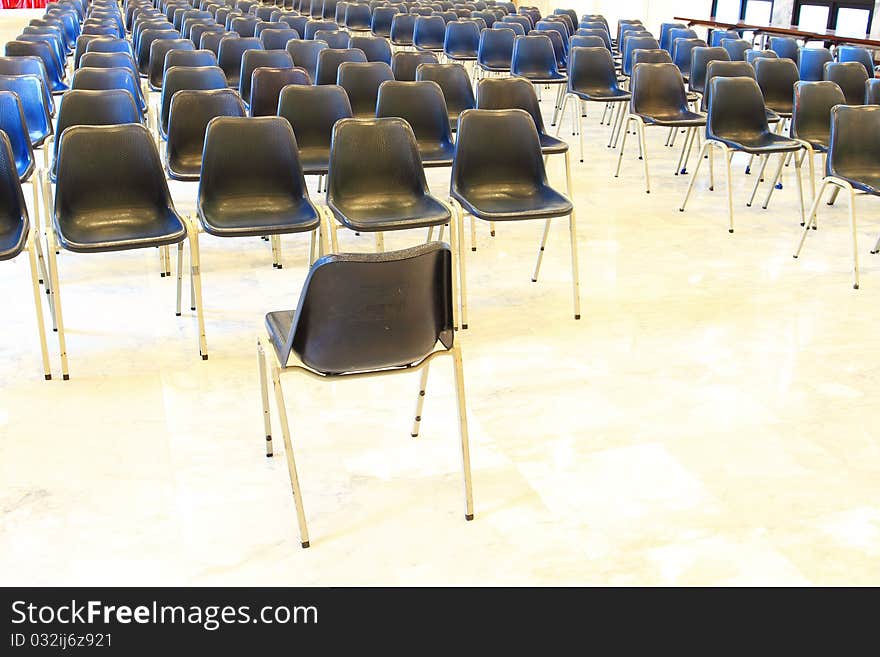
[420,141,456,166]
[540,133,568,154]
[265,308,293,364]
[329,194,450,231]
[797,137,829,153]
[166,151,203,180]
[516,71,567,83]
[766,109,781,124]
[199,196,321,237]
[446,50,477,60]
[299,146,330,174]
[831,170,880,196]
[55,207,186,253]
[479,61,511,71]
[711,132,803,154]
[570,87,630,102]
[766,103,792,118]
[636,109,705,127]
[453,184,573,221]
[0,214,26,260]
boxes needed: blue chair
[622,34,659,77]
[0,56,54,116]
[664,27,696,54]
[0,75,52,148]
[477,27,515,75]
[709,29,739,47]
[414,15,447,51]
[721,38,750,62]
[799,47,833,82]
[673,37,706,80]
[659,22,685,51]
[837,45,875,78]
[4,40,68,93]
[769,36,798,61]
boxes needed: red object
[1,1,49,8]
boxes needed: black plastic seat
[314,47,367,85]
[163,49,218,83]
[338,61,393,118]
[85,37,134,57]
[477,27,514,73]
[504,15,532,34]
[71,67,145,122]
[665,27,697,54]
[240,48,293,103]
[576,27,611,50]
[631,48,673,66]
[198,115,320,238]
[371,6,399,39]
[837,45,875,78]
[190,24,225,48]
[376,80,455,166]
[390,13,416,47]
[791,80,845,153]
[304,19,336,39]
[160,65,228,137]
[344,3,372,31]
[629,63,704,127]
[0,74,52,147]
[286,39,328,83]
[769,36,798,61]
[278,83,353,175]
[200,30,237,57]
[659,22,686,52]
[148,37,195,90]
[4,40,67,94]
[622,34,660,77]
[570,35,605,50]
[720,38,749,62]
[444,20,479,61]
[511,34,566,83]
[314,29,350,49]
[867,78,880,105]
[798,47,832,82]
[136,28,180,74]
[254,6,276,22]
[415,62,475,131]
[703,60,778,123]
[327,117,451,231]
[166,89,246,179]
[391,50,438,81]
[261,27,301,50]
[824,61,868,106]
[255,21,285,39]
[348,35,391,65]
[0,91,36,180]
[755,57,799,118]
[672,37,706,80]
[231,15,259,37]
[413,15,446,51]
[250,66,310,116]
[218,36,263,88]
[688,46,729,95]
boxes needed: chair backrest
[824,61,869,105]
[706,76,769,142]
[240,48,293,101]
[827,104,880,181]
[338,61,394,117]
[86,37,134,57]
[689,46,729,95]
[390,13,417,45]
[769,36,798,60]
[314,29,351,49]
[286,39,328,82]
[444,19,480,56]
[200,30,237,56]
[567,45,621,95]
[703,59,756,111]
[632,48,673,66]
[721,38,751,62]
[51,88,140,177]
[791,80,845,147]
[709,29,739,47]
[530,28,566,70]
[304,19,336,39]
[0,56,53,114]
[160,65,228,135]
[477,27,515,69]
[623,35,660,76]
[630,62,690,119]
[137,28,180,73]
[372,6,400,38]
[0,130,28,261]
[254,20,287,39]
[754,57,799,114]
[415,61,475,123]
[279,241,454,373]
[149,38,195,89]
[511,34,559,78]
[375,79,452,154]
[278,83,352,157]
[798,47,833,82]
[344,3,372,30]
[0,91,34,180]
[0,74,52,146]
[475,75,549,137]
[315,47,368,85]
[54,123,176,235]
[866,78,880,105]
[5,40,65,89]
[414,15,447,49]
[391,50,439,80]
[218,36,263,86]
[837,45,874,78]
[163,49,218,82]
[250,66,310,116]
[665,27,697,53]
[261,28,301,50]
[231,14,259,37]
[745,48,777,66]
[71,66,144,120]
[570,35,605,50]
[672,37,706,76]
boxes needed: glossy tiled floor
[2,16,879,585]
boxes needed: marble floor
[2,18,880,586]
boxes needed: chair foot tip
[574,314,581,320]
[531,278,537,282]
[853,284,859,290]
[490,231,495,236]
[465,514,474,521]
[201,354,208,361]
[728,229,734,234]
[301,541,310,549]
[44,374,51,380]
[411,433,418,438]
[462,324,468,329]
[470,247,476,252]
[62,374,69,381]
[175,312,181,317]
[792,255,798,259]
[160,273,165,278]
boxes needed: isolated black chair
[451,108,579,325]
[680,76,804,232]
[837,45,875,78]
[790,80,846,203]
[0,75,52,149]
[148,37,195,90]
[240,48,293,104]
[615,63,705,193]
[348,35,391,65]
[376,80,455,167]
[799,47,832,82]
[0,131,50,379]
[389,13,416,47]
[261,27,300,50]
[218,36,263,88]
[745,48,777,66]
[416,62,475,132]
[160,65,228,138]
[476,27,515,75]
[278,83,352,189]
[5,40,67,93]
[314,29,350,49]
[824,61,868,106]
[257,241,472,549]
[755,57,799,118]
[71,67,145,122]
[689,46,729,96]
[371,6,399,39]
[325,117,453,255]
[198,116,322,270]
[286,39,328,83]
[795,105,880,289]
[443,20,479,63]
[166,88,246,179]
[47,123,207,379]
[250,66,310,116]
[867,78,880,105]
[337,61,393,118]
[769,36,798,61]
[391,50,438,81]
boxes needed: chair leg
[26,237,51,380]
[674,127,691,175]
[175,241,183,316]
[725,149,735,233]
[489,222,495,237]
[257,338,272,456]
[451,346,474,521]
[446,209,459,333]
[45,229,68,380]
[793,151,806,226]
[164,245,171,276]
[270,365,310,548]
[577,102,585,163]
[747,154,770,207]
[309,229,317,265]
[614,115,631,177]
[827,186,841,206]
[847,185,860,290]
[794,179,829,258]
[455,203,469,330]
[761,153,787,210]
[554,93,568,137]
[410,364,430,437]
[185,219,208,360]
[569,210,581,320]
[563,150,573,198]
[375,231,385,252]
[470,214,476,252]
[551,84,564,126]
[679,140,710,212]
[871,230,880,255]
[159,243,166,277]
[532,219,551,282]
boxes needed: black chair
[286,39,328,83]
[531,27,567,72]
[260,27,301,50]
[163,48,218,83]
[769,36,798,61]
[71,67,145,122]
[200,30,238,57]
[389,13,416,48]
[672,37,706,80]
[665,27,697,54]
[837,45,875,78]
[85,37,134,58]
[166,88,246,179]
[866,78,880,105]
[415,62,475,132]
[231,14,259,37]
[240,48,293,105]
[413,15,446,52]
[0,130,51,379]
[338,61,393,118]
[304,19,336,39]
[218,36,263,88]
[136,28,180,74]
[680,76,804,232]
[391,50,438,81]
[376,80,455,167]
[314,29,350,49]
[257,241,472,549]
[755,57,799,119]
[46,123,207,379]
[799,47,833,82]
[689,46,729,96]
[325,117,453,257]
[250,66,310,116]
[510,34,567,125]
[371,6,399,39]
[443,20,479,63]
[795,105,880,289]
[314,47,367,85]
[615,63,705,193]
[198,115,322,270]
[278,83,352,191]
[790,80,846,206]
[622,34,660,77]
[344,3,372,32]
[4,40,67,94]
[721,38,751,63]
[476,26,514,76]
[348,35,392,65]
[148,37,195,90]
[160,65,228,138]
[451,108,579,324]
[824,61,868,105]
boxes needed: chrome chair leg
[569,209,581,320]
[747,154,770,207]
[257,338,272,456]
[26,231,51,380]
[724,149,734,233]
[532,218,551,282]
[760,153,787,209]
[410,364,430,437]
[175,241,183,316]
[185,217,208,360]
[45,227,69,380]
[679,140,710,213]
[451,345,474,521]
